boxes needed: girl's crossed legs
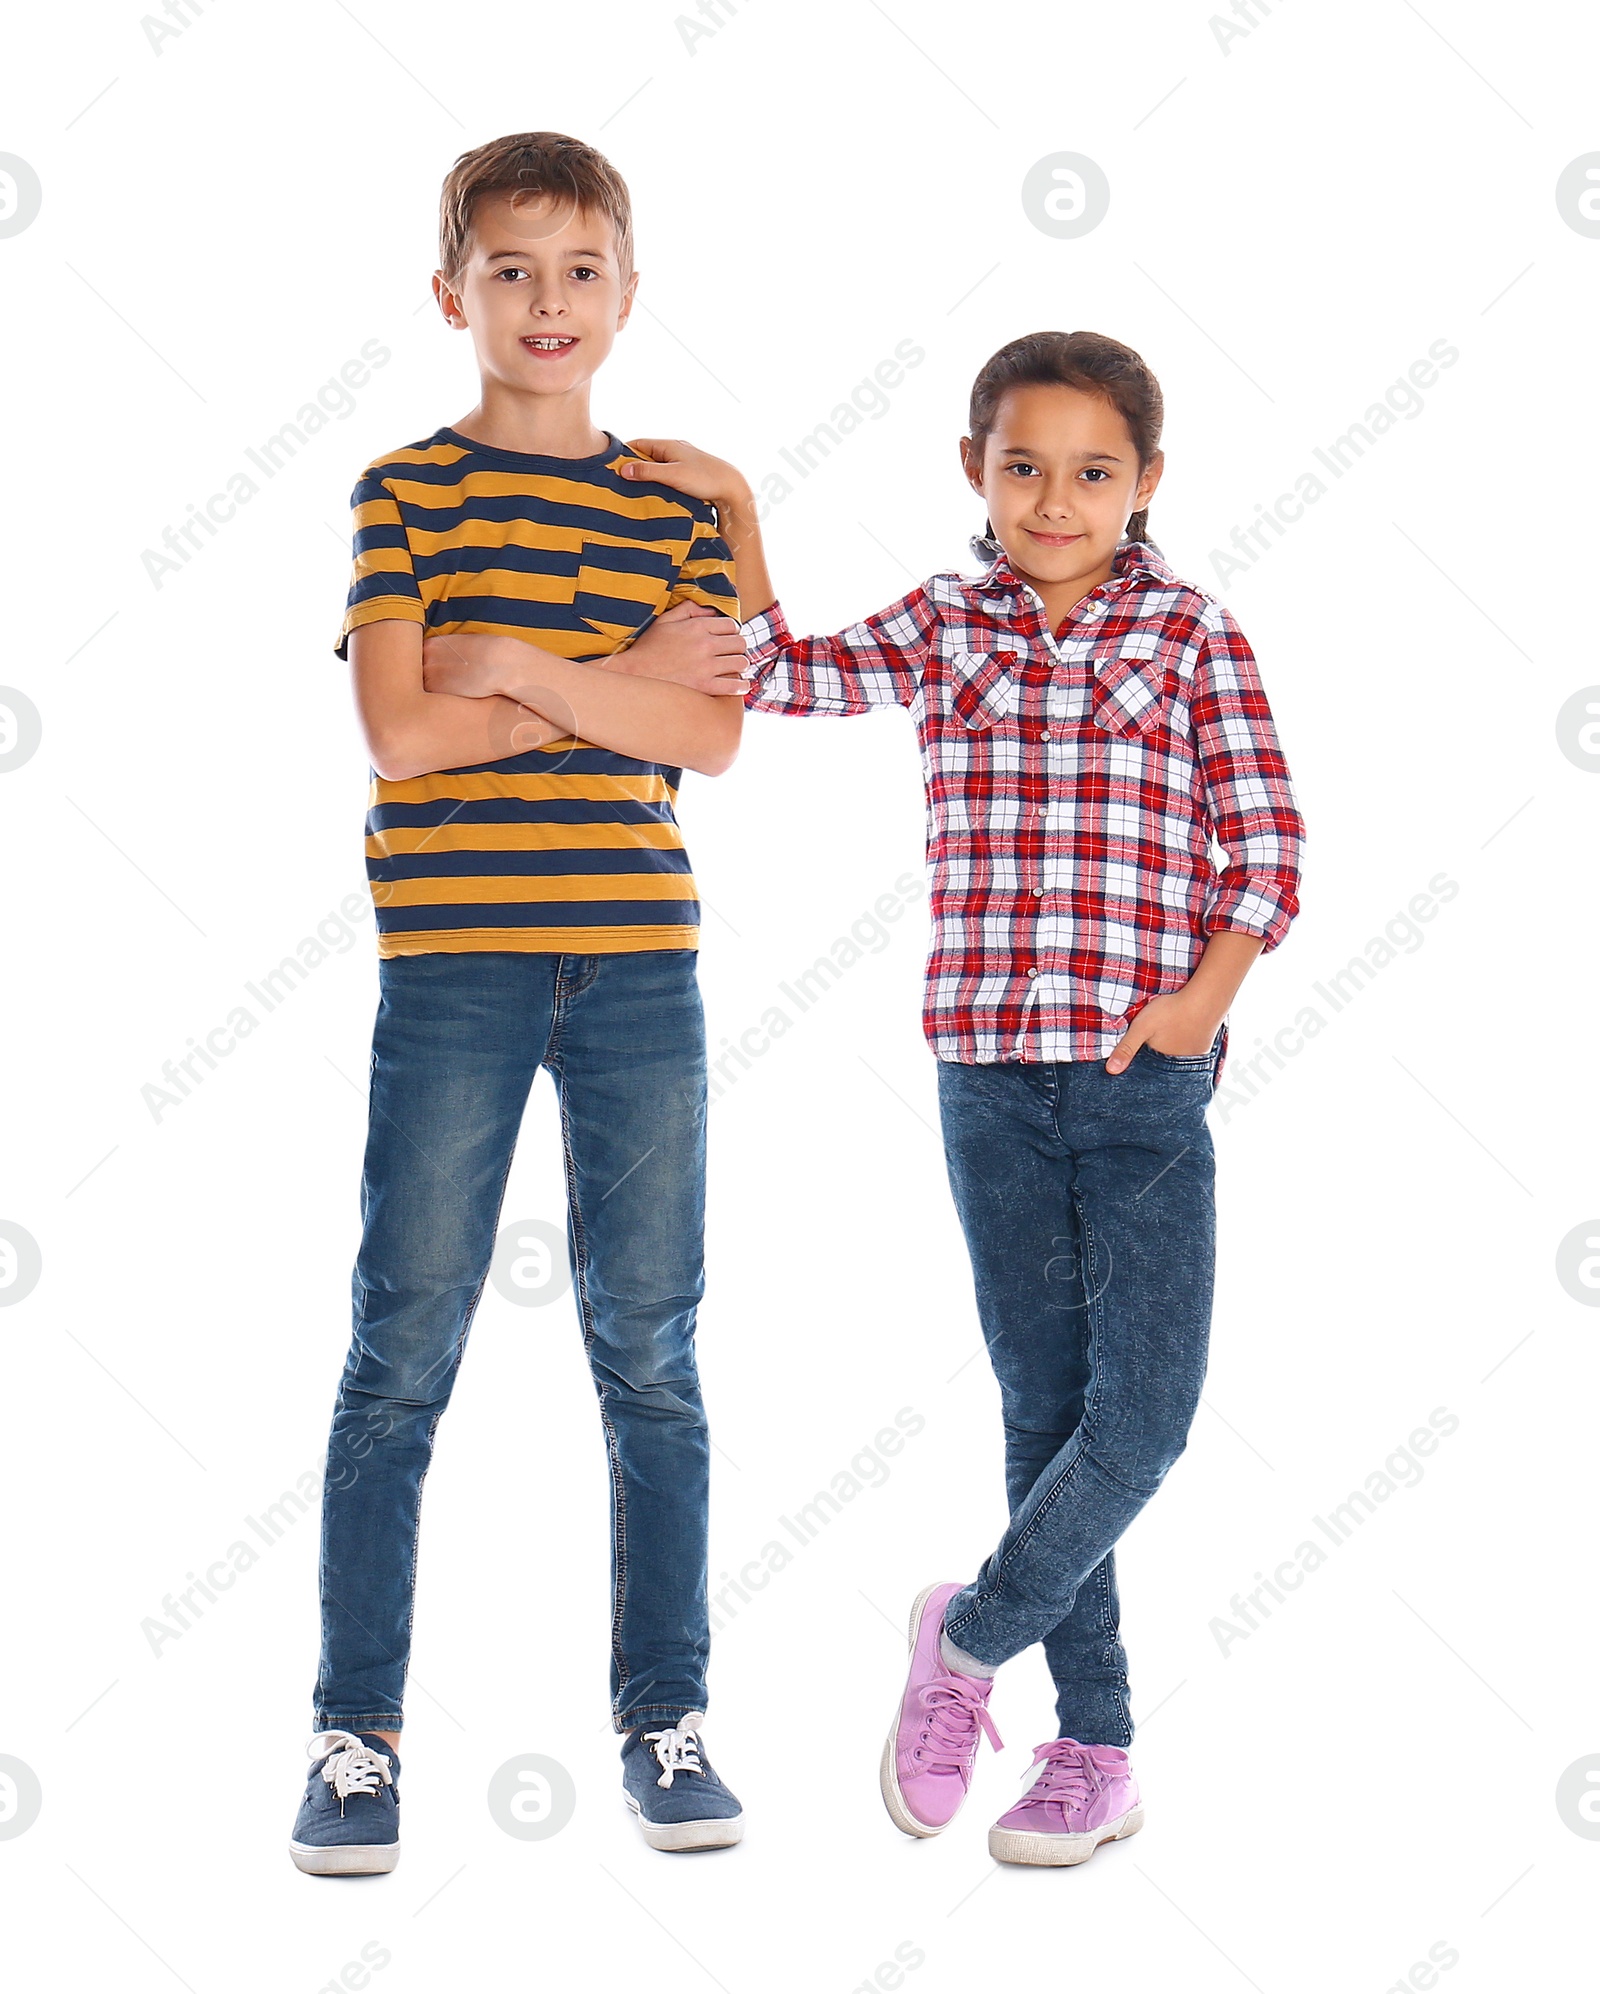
[936,1046,1218,1743]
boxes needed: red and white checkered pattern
[742,540,1305,1064]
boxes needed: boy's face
[434,189,637,405]
[960,383,1163,589]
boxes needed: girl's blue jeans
[937,1038,1220,1747]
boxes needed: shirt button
[1032,887,1044,897]
[1026,967,1039,979]
[1039,730,1051,742]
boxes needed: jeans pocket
[1140,1026,1223,1072]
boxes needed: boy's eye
[570,265,600,282]
[1005,462,1040,478]
[494,265,529,282]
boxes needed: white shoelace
[643,1714,708,1789]
[307,1731,394,1814]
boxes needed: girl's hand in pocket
[1106,993,1220,1075]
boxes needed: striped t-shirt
[336,426,738,957]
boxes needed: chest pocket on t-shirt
[1091,643,1171,736]
[574,542,675,644]
[949,649,1026,731]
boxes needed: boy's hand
[621,601,750,695]
[1105,991,1223,1075]
[621,437,752,514]
[421,630,518,700]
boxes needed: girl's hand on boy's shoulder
[1105,992,1221,1075]
[622,437,752,512]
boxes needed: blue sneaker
[288,1731,401,1875]
[620,1713,744,1851]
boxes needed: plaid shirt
[741,539,1304,1066]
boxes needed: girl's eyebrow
[998,445,1123,463]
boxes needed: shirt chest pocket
[1091,642,1173,737]
[573,541,675,641]
[948,648,1026,731]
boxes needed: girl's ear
[958,435,984,496]
[1136,447,1165,508]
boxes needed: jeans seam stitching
[318,997,522,1731]
[947,1186,1105,1634]
[555,1071,632,1710]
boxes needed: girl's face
[960,382,1163,592]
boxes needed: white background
[2,1,1597,1988]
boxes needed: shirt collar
[961,536,1175,607]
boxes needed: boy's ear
[958,434,984,496]
[432,269,468,330]
[615,267,639,331]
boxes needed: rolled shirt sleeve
[1189,602,1305,951]
[740,589,935,715]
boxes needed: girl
[636,329,1306,1866]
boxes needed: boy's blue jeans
[315,949,712,1736]
[936,1040,1220,1748]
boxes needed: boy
[289,132,750,1876]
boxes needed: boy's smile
[960,382,1163,630]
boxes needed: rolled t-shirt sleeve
[335,471,425,658]
[665,505,740,622]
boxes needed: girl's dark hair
[968,330,1164,545]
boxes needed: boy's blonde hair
[438,131,634,283]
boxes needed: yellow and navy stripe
[337,428,737,958]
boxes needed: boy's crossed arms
[353,593,748,783]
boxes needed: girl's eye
[1001,462,1114,482]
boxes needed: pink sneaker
[879,1582,1003,1837]
[988,1738,1144,1866]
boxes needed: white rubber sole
[879,1581,957,1839]
[288,1837,400,1876]
[988,1804,1144,1868]
[622,1791,744,1851]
